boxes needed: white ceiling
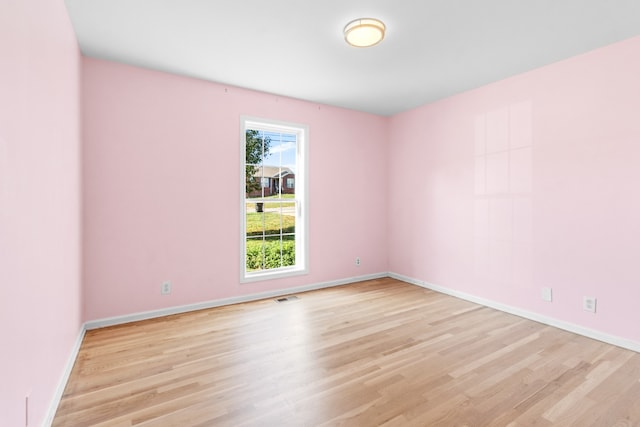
[64,0,640,116]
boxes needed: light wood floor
[54,278,640,426]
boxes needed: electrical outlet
[583,296,597,313]
[541,287,552,302]
[355,257,361,266]
[161,281,172,295]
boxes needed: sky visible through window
[262,131,296,173]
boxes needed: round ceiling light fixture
[344,18,386,48]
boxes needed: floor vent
[275,296,299,303]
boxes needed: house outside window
[241,117,308,282]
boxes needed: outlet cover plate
[161,281,172,295]
[583,296,597,313]
[541,287,552,302]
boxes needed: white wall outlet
[541,287,553,302]
[583,296,597,313]
[355,257,361,266]
[161,281,172,295]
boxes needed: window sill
[240,266,308,283]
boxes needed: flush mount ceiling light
[344,18,386,48]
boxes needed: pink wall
[0,3,635,422]
[389,36,640,344]
[0,1,82,426]
[82,58,389,321]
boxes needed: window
[241,117,308,282]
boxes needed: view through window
[241,118,307,281]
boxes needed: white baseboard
[42,325,86,427]
[85,272,388,330]
[44,273,385,425]
[47,271,638,426]
[388,272,640,354]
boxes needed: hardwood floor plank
[53,278,640,426]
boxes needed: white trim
[242,265,308,283]
[44,271,640,425]
[388,272,640,353]
[42,326,86,427]
[85,272,387,330]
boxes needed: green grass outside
[245,211,296,271]
[247,194,295,208]
[246,212,295,236]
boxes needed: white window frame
[240,116,309,283]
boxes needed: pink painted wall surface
[389,36,640,344]
[82,58,388,321]
[0,1,82,426]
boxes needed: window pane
[244,200,296,272]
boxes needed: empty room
[2,1,640,426]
